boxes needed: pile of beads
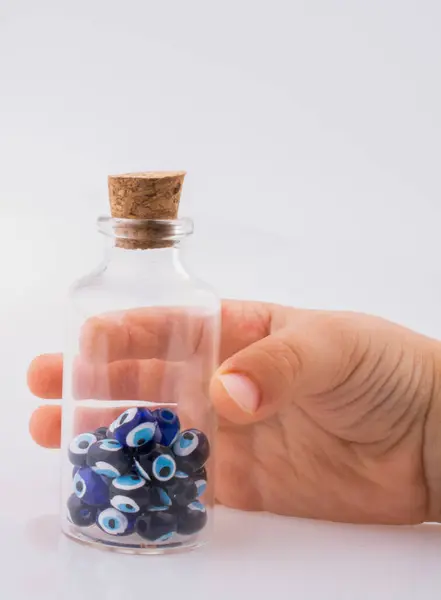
[67,407,209,543]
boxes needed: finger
[27,301,275,397]
[29,405,62,448]
[28,354,62,399]
[29,402,199,449]
[219,300,274,361]
[28,354,183,401]
[72,359,182,401]
[73,406,122,435]
[211,310,364,425]
[80,308,206,363]
[211,333,301,424]
[29,406,121,448]
[80,300,275,363]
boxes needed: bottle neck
[96,217,194,281]
[103,243,189,279]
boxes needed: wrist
[423,338,441,522]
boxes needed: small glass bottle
[61,172,220,554]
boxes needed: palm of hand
[214,306,430,524]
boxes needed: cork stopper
[108,171,186,249]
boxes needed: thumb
[210,311,354,425]
[210,332,302,425]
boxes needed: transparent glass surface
[61,218,220,554]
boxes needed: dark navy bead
[66,494,97,527]
[192,467,207,498]
[152,408,180,446]
[146,485,173,508]
[172,429,210,473]
[175,466,207,497]
[163,477,198,507]
[108,408,157,449]
[68,432,98,466]
[135,508,177,542]
[177,501,207,535]
[134,446,176,483]
[73,466,109,506]
[94,426,108,440]
[109,473,151,513]
[86,438,131,479]
[97,507,136,536]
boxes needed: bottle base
[62,522,207,555]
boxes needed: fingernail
[218,373,260,413]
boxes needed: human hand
[28,300,441,524]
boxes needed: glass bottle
[60,179,220,554]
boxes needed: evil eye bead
[110,495,142,514]
[146,485,173,508]
[108,408,139,433]
[194,479,206,498]
[109,408,157,449]
[68,432,97,466]
[172,429,210,473]
[86,439,131,479]
[134,447,176,483]
[73,471,87,499]
[99,439,124,451]
[126,422,157,449]
[152,408,180,446]
[97,507,135,536]
[109,473,151,510]
[162,477,198,507]
[152,452,177,483]
[66,494,97,527]
[177,501,207,536]
[94,426,108,440]
[111,474,146,491]
[73,467,109,506]
[193,467,207,498]
[135,508,177,542]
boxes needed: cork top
[107,171,186,249]
[108,171,186,220]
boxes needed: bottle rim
[97,216,194,242]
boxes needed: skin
[28,300,441,525]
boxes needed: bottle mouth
[97,216,194,243]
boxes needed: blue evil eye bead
[97,507,135,536]
[66,494,97,527]
[192,467,207,498]
[135,508,177,542]
[162,477,198,507]
[110,494,143,514]
[146,485,173,508]
[109,473,151,510]
[134,447,176,483]
[152,408,180,446]
[172,429,210,473]
[111,473,146,491]
[174,468,207,497]
[109,408,157,449]
[68,432,98,466]
[94,426,108,440]
[73,467,109,506]
[86,439,131,479]
[177,501,207,536]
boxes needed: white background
[1,0,441,598]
